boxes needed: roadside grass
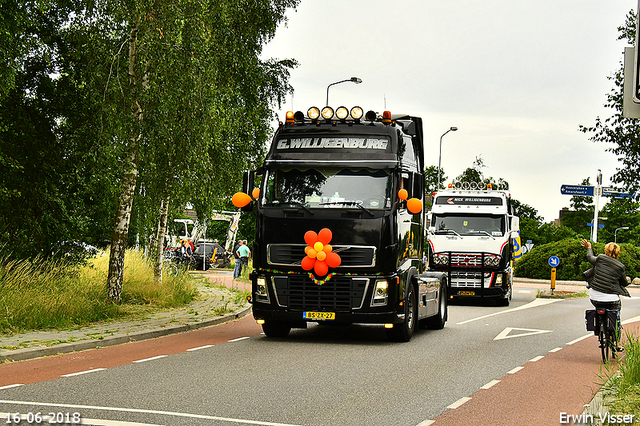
[598,331,640,424]
[0,249,197,335]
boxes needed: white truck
[426,183,521,306]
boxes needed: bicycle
[586,308,622,363]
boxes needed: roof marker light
[336,106,349,120]
[285,111,294,124]
[382,110,391,124]
[321,107,334,120]
[308,107,320,120]
[293,111,305,122]
[351,106,363,120]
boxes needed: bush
[514,239,640,280]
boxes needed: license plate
[458,291,475,296]
[303,311,335,321]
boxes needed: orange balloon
[323,244,332,253]
[318,228,332,245]
[307,248,317,259]
[326,252,341,268]
[304,230,318,246]
[314,260,328,276]
[316,250,327,261]
[301,256,315,271]
[398,189,408,201]
[407,197,423,214]
[232,192,252,208]
[251,188,261,199]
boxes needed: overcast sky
[260,1,634,222]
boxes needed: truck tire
[262,321,291,338]
[424,282,447,330]
[387,284,417,342]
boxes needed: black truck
[236,106,447,341]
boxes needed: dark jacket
[585,248,630,297]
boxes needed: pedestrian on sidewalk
[237,240,251,275]
[233,240,242,280]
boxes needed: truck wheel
[387,284,417,342]
[423,281,447,330]
[262,321,291,338]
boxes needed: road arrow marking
[494,327,552,340]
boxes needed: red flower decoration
[301,228,341,277]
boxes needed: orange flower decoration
[301,228,341,276]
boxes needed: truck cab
[237,106,447,341]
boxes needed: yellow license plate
[458,291,475,296]
[303,311,335,321]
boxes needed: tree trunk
[106,145,139,303]
[153,194,170,283]
[106,18,142,304]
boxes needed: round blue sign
[548,256,560,267]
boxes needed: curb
[0,305,253,363]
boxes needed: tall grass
[0,249,197,335]
[602,332,640,420]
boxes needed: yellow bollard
[550,267,556,295]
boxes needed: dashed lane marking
[0,384,23,391]
[507,366,524,374]
[186,344,215,351]
[228,336,250,343]
[549,347,563,352]
[529,355,544,362]
[481,380,500,390]
[62,368,106,377]
[132,355,168,363]
[447,397,472,409]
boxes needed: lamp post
[437,127,458,189]
[615,226,629,243]
[326,77,362,106]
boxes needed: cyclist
[581,239,630,351]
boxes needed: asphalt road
[1,283,639,426]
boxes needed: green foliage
[601,332,640,421]
[0,249,196,334]
[515,239,640,280]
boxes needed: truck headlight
[255,276,270,303]
[484,255,500,267]
[494,273,503,287]
[371,279,389,307]
[433,254,449,265]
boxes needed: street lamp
[615,226,629,243]
[437,127,458,189]
[326,77,362,106]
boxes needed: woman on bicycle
[581,240,630,311]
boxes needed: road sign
[587,223,605,229]
[548,256,560,267]
[560,185,594,196]
[602,187,635,198]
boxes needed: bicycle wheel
[599,320,610,363]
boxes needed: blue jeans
[233,258,242,279]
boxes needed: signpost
[548,256,560,295]
[560,184,594,196]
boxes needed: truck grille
[450,271,493,288]
[450,253,482,267]
[272,275,369,311]
[268,244,376,268]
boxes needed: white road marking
[0,384,23,390]
[0,400,301,426]
[549,347,563,352]
[186,344,215,351]
[622,315,640,325]
[132,355,168,363]
[507,366,524,374]
[567,334,592,345]
[447,397,471,409]
[62,368,106,377]
[228,336,250,343]
[529,355,544,362]
[494,327,553,340]
[481,380,500,389]
[457,298,562,325]
[415,420,435,426]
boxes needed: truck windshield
[432,214,505,237]
[263,168,392,210]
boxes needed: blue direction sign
[587,223,605,228]
[548,256,560,268]
[560,184,594,196]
